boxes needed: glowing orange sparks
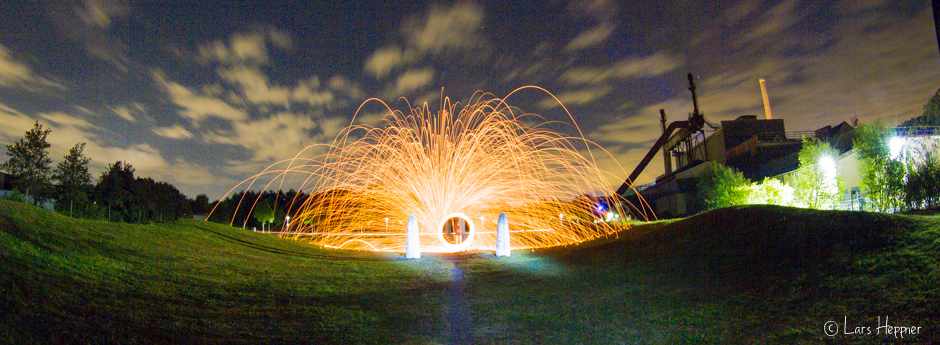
[212,88,648,253]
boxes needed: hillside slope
[1,201,938,344]
[0,200,454,344]
[461,205,940,344]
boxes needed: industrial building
[616,73,879,218]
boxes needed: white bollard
[496,213,510,257]
[405,215,421,259]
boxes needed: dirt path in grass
[443,256,472,345]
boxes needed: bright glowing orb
[889,137,905,160]
[437,213,475,251]
[818,155,837,179]
[215,89,648,253]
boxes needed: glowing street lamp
[889,137,905,160]
[284,215,290,231]
[819,155,837,180]
[385,217,389,232]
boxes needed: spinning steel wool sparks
[213,88,648,253]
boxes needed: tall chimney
[759,78,773,120]
[661,109,671,174]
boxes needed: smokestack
[759,78,773,120]
[661,109,672,174]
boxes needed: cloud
[218,65,291,104]
[565,22,617,52]
[694,5,940,130]
[723,1,759,25]
[402,1,485,54]
[110,104,138,122]
[737,0,803,45]
[46,0,131,72]
[151,70,248,123]
[204,112,336,163]
[563,0,619,51]
[197,28,292,65]
[152,124,194,139]
[364,45,417,78]
[73,0,127,29]
[538,85,613,109]
[38,111,101,130]
[387,68,435,98]
[0,45,65,90]
[218,65,337,107]
[567,0,619,22]
[560,52,684,85]
[327,75,365,100]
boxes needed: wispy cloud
[364,45,418,78]
[0,45,65,91]
[73,0,127,29]
[564,23,617,52]
[196,27,292,65]
[402,1,486,54]
[386,68,435,99]
[152,124,194,139]
[560,52,684,85]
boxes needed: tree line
[1,121,205,222]
[207,189,310,230]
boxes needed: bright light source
[818,155,836,179]
[889,137,905,159]
[216,91,636,252]
[605,212,614,221]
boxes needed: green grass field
[1,199,938,344]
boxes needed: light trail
[212,88,650,253]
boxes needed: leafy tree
[207,190,261,227]
[94,161,137,221]
[1,121,52,203]
[693,162,752,211]
[52,143,93,217]
[793,138,844,209]
[744,178,795,206]
[904,157,940,209]
[139,178,190,222]
[901,88,940,126]
[854,122,906,212]
[192,194,210,215]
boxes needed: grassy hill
[1,200,938,344]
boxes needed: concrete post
[405,215,420,259]
[496,213,510,257]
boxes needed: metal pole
[661,109,672,174]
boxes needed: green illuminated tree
[854,122,905,212]
[744,178,795,206]
[904,157,940,209]
[693,162,752,211]
[793,138,844,209]
[1,121,52,203]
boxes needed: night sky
[0,0,937,200]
